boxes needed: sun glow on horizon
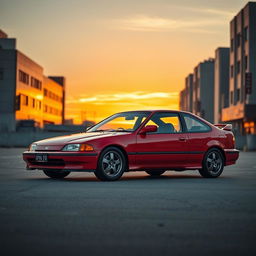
[65,91,179,124]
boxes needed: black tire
[43,170,70,179]
[146,170,166,176]
[95,147,126,181]
[199,148,224,178]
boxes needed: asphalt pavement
[0,148,255,256]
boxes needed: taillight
[232,134,235,148]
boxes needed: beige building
[0,30,65,131]
[222,2,256,136]
[43,76,65,125]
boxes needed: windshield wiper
[89,129,131,132]
[113,129,130,132]
[89,129,115,132]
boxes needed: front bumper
[224,149,239,166]
[23,151,98,171]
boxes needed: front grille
[28,159,65,166]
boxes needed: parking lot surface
[0,148,255,256]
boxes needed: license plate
[35,154,48,162]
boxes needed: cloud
[79,97,97,103]
[67,91,178,104]
[113,15,227,32]
[201,8,235,17]
[111,6,235,33]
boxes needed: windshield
[87,111,151,132]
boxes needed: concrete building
[222,2,256,138]
[214,47,230,123]
[179,74,193,112]
[42,76,65,125]
[192,59,215,123]
[185,74,193,112]
[0,30,65,132]
[179,89,186,111]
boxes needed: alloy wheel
[102,151,123,177]
[206,151,223,175]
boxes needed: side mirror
[139,125,157,135]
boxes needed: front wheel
[199,149,224,178]
[95,147,126,181]
[146,170,166,176]
[43,170,70,179]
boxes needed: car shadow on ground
[25,173,201,182]
[55,173,232,182]
[66,174,203,182]
[25,172,231,183]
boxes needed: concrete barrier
[246,135,256,151]
[0,132,73,147]
[235,135,247,150]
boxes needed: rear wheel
[95,147,126,181]
[199,148,224,178]
[43,170,70,179]
[146,170,166,176]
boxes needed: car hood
[34,132,130,150]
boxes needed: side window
[146,112,182,134]
[183,114,210,132]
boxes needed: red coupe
[23,110,239,181]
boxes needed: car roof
[116,110,214,126]
[118,109,188,114]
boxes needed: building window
[0,69,3,80]
[230,91,234,105]
[31,76,42,90]
[19,70,29,84]
[43,88,62,102]
[237,61,240,74]
[21,94,29,106]
[245,55,248,70]
[244,26,248,41]
[237,88,240,102]
[231,38,234,52]
[236,33,241,47]
[230,65,234,78]
[244,122,255,135]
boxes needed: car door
[135,112,189,169]
[181,113,212,167]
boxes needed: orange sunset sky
[0,0,249,123]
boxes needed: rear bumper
[224,149,239,166]
[23,151,98,171]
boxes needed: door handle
[179,137,186,141]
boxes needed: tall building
[185,74,193,112]
[214,47,230,123]
[179,89,186,111]
[0,30,65,132]
[222,2,256,135]
[192,59,215,123]
[179,74,193,112]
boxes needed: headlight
[29,143,37,151]
[62,143,94,152]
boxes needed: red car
[23,110,239,181]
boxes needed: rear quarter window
[183,114,211,132]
